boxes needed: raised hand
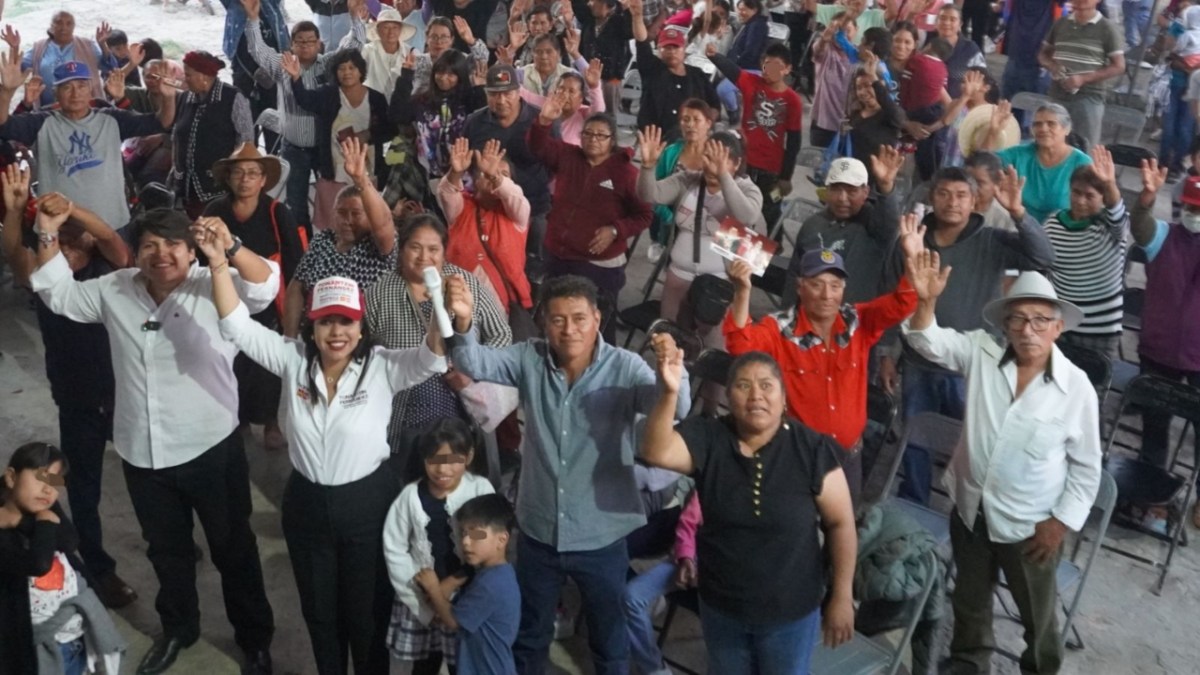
[897,211,927,260]
[471,59,487,86]
[585,58,602,90]
[189,219,228,262]
[1,163,29,213]
[104,68,126,101]
[128,42,146,68]
[993,166,1027,219]
[453,16,476,46]
[727,259,753,290]
[495,44,514,66]
[281,51,302,80]
[1139,157,1168,197]
[989,99,1013,132]
[653,332,684,394]
[36,195,73,235]
[508,21,529,51]
[444,273,475,323]
[0,49,22,93]
[869,144,904,192]
[22,75,43,107]
[240,0,262,20]
[1,25,19,52]
[538,89,565,122]
[38,192,71,218]
[341,136,368,183]
[1089,145,1116,187]
[95,21,112,50]
[448,137,473,175]
[347,0,368,20]
[858,48,879,78]
[475,139,507,178]
[563,25,581,58]
[905,249,952,301]
[702,138,730,178]
[637,125,666,166]
[403,49,416,71]
[959,69,984,100]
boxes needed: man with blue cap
[0,58,176,229]
[722,216,926,504]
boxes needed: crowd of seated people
[0,1,1197,675]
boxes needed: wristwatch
[226,236,243,259]
[33,225,57,246]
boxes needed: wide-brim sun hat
[958,103,1020,158]
[982,271,1084,333]
[211,143,283,192]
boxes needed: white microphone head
[422,266,443,290]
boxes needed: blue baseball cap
[52,61,91,87]
[798,249,847,278]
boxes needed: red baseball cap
[1182,176,1200,207]
[657,25,687,49]
[306,277,365,321]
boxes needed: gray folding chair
[886,413,965,551]
[1010,92,1054,119]
[1100,104,1147,145]
[809,549,940,675]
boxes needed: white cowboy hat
[957,104,1020,158]
[368,7,419,44]
[982,271,1084,332]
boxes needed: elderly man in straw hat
[357,5,418,99]
[900,225,1101,675]
[204,142,308,451]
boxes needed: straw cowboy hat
[367,7,419,44]
[211,143,283,192]
[982,271,1084,332]
[957,104,1020,158]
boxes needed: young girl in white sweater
[383,418,495,675]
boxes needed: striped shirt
[1044,13,1123,97]
[245,17,365,147]
[1044,202,1129,336]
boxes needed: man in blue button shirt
[451,274,691,675]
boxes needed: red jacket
[528,120,652,261]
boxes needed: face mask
[1183,212,1200,234]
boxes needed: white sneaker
[984,37,996,54]
[647,242,665,263]
[1150,128,1163,141]
[1140,60,1155,69]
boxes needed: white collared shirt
[902,320,1102,544]
[30,254,281,470]
[219,303,448,485]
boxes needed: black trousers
[281,463,400,675]
[59,405,116,578]
[122,432,274,651]
[961,0,992,50]
[748,167,784,236]
[1139,356,1200,487]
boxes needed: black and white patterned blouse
[293,229,398,291]
[365,264,512,448]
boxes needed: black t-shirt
[678,415,842,622]
[634,40,720,141]
[418,480,463,580]
[202,193,306,284]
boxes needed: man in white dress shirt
[29,207,279,675]
[901,250,1102,675]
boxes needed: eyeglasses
[230,169,264,179]
[581,131,612,140]
[1004,314,1057,333]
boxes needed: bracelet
[210,260,230,274]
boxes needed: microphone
[423,266,454,338]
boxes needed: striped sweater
[1043,202,1129,336]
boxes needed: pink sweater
[673,492,703,561]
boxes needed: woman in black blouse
[642,346,856,674]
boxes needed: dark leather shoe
[93,571,137,609]
[241,648,273,675]
[136,634,198,675]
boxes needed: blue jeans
[282,141,317,229]
[1161,78,1196,172]
[699,600,821,675]
[897,363,966,505]
[60,638,86,675]
[1123,0,1153,49]
[716,69,760,115]
[623,561,677,675]
[515,534,630,675]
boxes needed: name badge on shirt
[341,390,369,409]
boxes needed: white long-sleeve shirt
[901,319,1102,544]
[29,254,281,470]
[218,302,447,485]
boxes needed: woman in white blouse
[196,223,451,675]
